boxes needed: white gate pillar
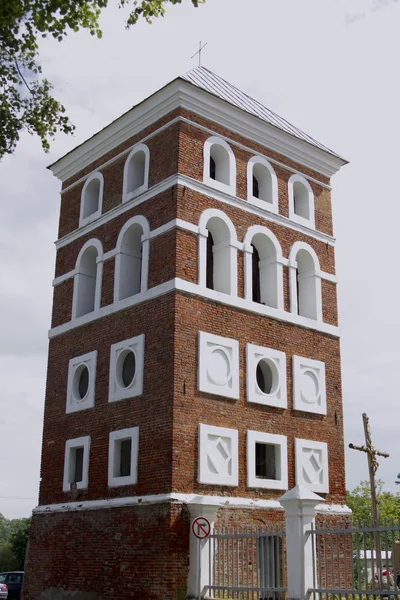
[279,485,324,600]
[187,504,218,600]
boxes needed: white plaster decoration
[198,331,239,400]
[63,436,91,492]
[293,355,326,415]
[33,493,351,515]
[288,242,322,321]
[122,143,150,203]
[247,156,278,212]
[295,438,329,494]
[79,172,104,227]
[49,277,340,340]
[114,215,150,303]
[50,82,345,184]
[247,431,288,490]
[108,427,139,487]
[187,504,218,600]
[198,423,238,486]
[198,208,238,296]
[203,136,236,196]
[71,238,103,319]
[109,334,144,402]
[56,174,335,252]
[243,225,284,309]
[288,174,315,229]
[246,344,287,408]
[279,485,324,600]
[66,350,97,414]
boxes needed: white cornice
[33,492,351,515]
[49,81,346,183]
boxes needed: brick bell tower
[23,67,348,600]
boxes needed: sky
[0,0,399,520]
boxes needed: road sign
[191,516,211,539]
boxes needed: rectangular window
[108,427,139,487]
[255,442,277,480]
[73,446,84,483]
[63,436,90,492]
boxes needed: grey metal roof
[181,66,340,158]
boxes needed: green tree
[0,543,19,572]
[347,480,400,525]
[0,0,205,159]
[9,518,31,570]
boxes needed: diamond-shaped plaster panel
[198,423,238,486]
[295,438,329,493]
[246,344,287,408]
[293,355,326,415]
[198,332,239,399]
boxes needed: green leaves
[0,0,204,159]
[0,515,31,571]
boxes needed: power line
[0,496,36,501]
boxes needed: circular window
[73,365,89,401]
[256,359,279,396]
[117,350,136,389]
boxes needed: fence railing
[308,519,400,600]
[207,525,287,600]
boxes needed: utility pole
[349,413,390,575]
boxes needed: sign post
[191,516,211,600]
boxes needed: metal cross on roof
[191,41,207,66]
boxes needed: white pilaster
[187,504,218,600]
[279,485,323,600]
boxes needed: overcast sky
[1,0,399,520]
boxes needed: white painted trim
[247,431,288,490]
[49,81,345,182]
[198,331,240,400]
[49,277,340,339]
[109,334,145,402]
[113,215,150,303]
[66,350,97,414]
[108,427,139,487]
[62,436,91,492]
[203,136,236,196]
[71,239,104,320]
[56,174,336,251]
[288,174,315,229]
[295,438,329,494]
[293,355,327,416]
[198,423,239,487]
[53,269,76,287]
[288,242,323,321]
[79,172,104,227]
[246,344,287,409]
[32,492,351,515]
[247,156,278,213]
[59,115,332,198]
[122,143,150,203]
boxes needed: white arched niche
[288,174,315,228]
[247,157,278,213]
[243,226,283,309]
[72,239,103,319]
[122,144,150,203]
[203,136,236,196]
[288,242,322,321]
[79,172,104,227]
[114,215,150,302]
[198,209,238,296]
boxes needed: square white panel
[295,438,329,494]
[66,351,97,414]
[109,334,144,402]
[198,332,239,400]
[108,427,139,487]
[198,423,238,486]
[293,355,326,415]
[246,344,287,408]
[247,431,288,490]
[63,436,90,492]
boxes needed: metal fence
[207,525,287,600]
[308,519,400,600]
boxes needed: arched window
[114,216,150,302]
[288,174,315,227]
[203,136,236,196]
[244,226,283,309]
[73,240,103,319]
[122,144,150,203]
[79,173,103,226]
[247,157,278,212]
[289,243,322,321]
[199,209,237,296]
